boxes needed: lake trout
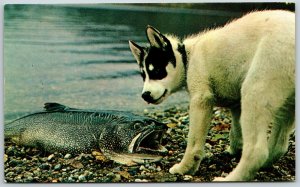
[5,103,168,165]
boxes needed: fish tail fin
[4,121,22,143]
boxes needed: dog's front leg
[170,92,213,175]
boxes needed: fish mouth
[128,129,167,154]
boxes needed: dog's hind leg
[215,84,293,181]
[263,93,295,168]
[214,41,294,181]
[227,106,243,156]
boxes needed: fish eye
[133,122,143,130]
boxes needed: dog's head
[129,26,186,104]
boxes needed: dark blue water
[4,4,241,122]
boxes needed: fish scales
[5,103,168,166]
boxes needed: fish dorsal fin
[44,103,70,112]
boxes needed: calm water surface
[4,4,241,122]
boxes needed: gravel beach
[4,106,295,182]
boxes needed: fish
[5,103,168,165]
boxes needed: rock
[135,179,148,182]
[69,160,84,169]
[148,166,156,171]
[167,123,177,128]
[6,147,15,156]
[156,166,162,172]
[106,172,116,179]
[139,165,146,171]
[67,176,75,182]
[113,174,121,182]
[39,163,50,170]
[8,159,22,167]
[118,171,131,179]
[33,169,41,177]
[4,154,8,163]
[183,175,193,181]
[127,166,139,175]
[47,154,55,161]
[78,174,86,182]
[54,164,62,171]
[221,172,228,177]
[209,164,216,170]
[64,153,72,159]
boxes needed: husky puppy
[129,10,295,181]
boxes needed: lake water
[4,4,242,122]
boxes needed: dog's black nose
[142,91,152,102]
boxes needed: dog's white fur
[130,10,295,181]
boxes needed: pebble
[148,166,156,171]
[139,165,146,171]
[113,174,121,182]
[54,164,62,171]
[33,169,41,176]
[4,106,295,183]
[156,166,162,172]
[78,174,86,182]
[209,164,216,170]
[221,172,228,177]
[64,153,72,159]
[135,179,148,182]
[39,163,50,170]
[67,176,75,182]
[47,154,55,161]
[205,143,212,150]
[223,118,231,124]
[6,147,15,156]
[107,172,116,179]
[8,159,22,167]
[4,154,8,162]
[183,175,193,181]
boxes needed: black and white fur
[129,10,295,181]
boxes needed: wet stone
[54,164,62,171]
[64,154,72,159]
[135,178,148,182]
[47,154,55,161]
[6,147,15,156]
[183,175,193,181]
[8,159,22,167]
[78,174,86,182]
[139,165,146,171]
[39,163,50,170]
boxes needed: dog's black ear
[129,40,144,65]
[146,25,168,49]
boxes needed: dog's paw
[169,163,185,175]
[169,163,197,175]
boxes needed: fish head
[98,117,168,155]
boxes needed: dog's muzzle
[141,90,168,104]
[142,91,153,103]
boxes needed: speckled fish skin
[5,103,167,155]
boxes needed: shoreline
[4,106,295,182]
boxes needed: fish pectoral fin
[102,150,162,166]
